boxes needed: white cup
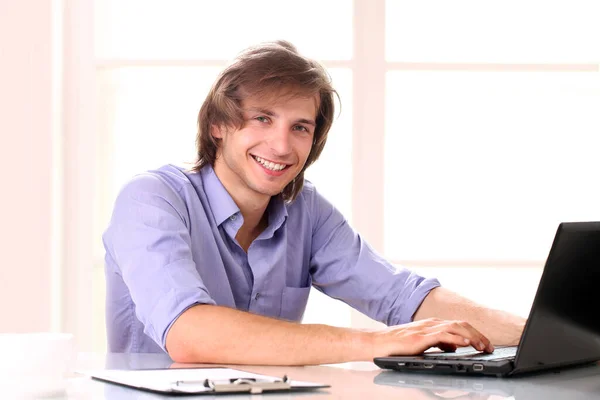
[0,332,75,398]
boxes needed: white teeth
[254,156,286,171]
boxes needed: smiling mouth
[252,155,290,172]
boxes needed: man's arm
[412,287,527,346]
[166,304,494,364]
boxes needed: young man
[103,41,525,365]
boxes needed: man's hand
[367,318,494,358]
[413,287,527,346]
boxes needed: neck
[237,199,269,233]
[212,160,271,250]
[234,200,269,253]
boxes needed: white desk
[62,353,600,399]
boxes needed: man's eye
[255,116,269,123]
[293,125,309,132]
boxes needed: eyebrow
[246,107,316,127]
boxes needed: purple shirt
[103,165,440,353]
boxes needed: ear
[211,124,224,139]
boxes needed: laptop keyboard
[424,346,517,361]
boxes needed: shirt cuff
[145,287,216,352]
[390,277,442,326]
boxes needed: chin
[261,187,286,197]
[249,181,286,197]
[249,176,294,197]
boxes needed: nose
[266,125,292,156]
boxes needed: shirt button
[254,293,261,300]
[230,214,237,221]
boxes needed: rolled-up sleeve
[103,174,216,350]
[305,184,440,326]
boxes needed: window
[384,0,600,265]
[386,0,600,64]
[384,71,600,263]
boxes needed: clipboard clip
[175,375,291,394]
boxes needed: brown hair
[192,40,338,202]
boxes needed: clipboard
[86,367,330,395]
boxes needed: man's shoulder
[286,179,327,218]
[290,179,317,207]
[113,164,203,213]
[124,164,197,194]
[291,178,344,223]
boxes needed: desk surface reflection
[62,353,600,399]
[374,363,600,399]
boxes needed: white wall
[0,0,55,332]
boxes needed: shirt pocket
[279,285,311,322]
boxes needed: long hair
[191,40,338,202]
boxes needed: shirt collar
[200,165,240,226]
[266,194,288,234]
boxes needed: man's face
[212,93,317,203]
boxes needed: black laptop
[374,222,600,377]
